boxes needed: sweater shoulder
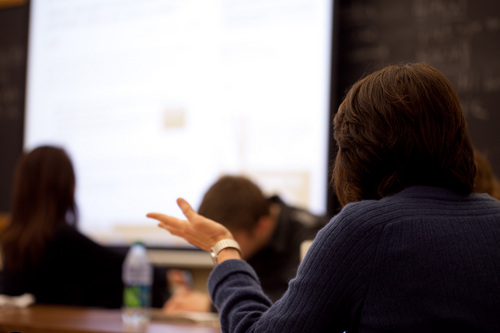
[330,186,500,235]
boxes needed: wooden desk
[0,305,221,333]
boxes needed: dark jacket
[247,195,329,302]
[2,224,168,308]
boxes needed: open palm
[147,198,234,252]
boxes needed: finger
[146,212,170,221]
[154,219,182,240]
[157,223,187,240]
[157,223,172,232]
[176,198,198,221]
[147,212,186,230]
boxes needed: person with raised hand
[148,63,500,333]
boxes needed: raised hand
[147,198,234,252]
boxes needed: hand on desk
[163,286,212,313]
[163,269,212,314]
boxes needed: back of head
[198,175,270,232]
[1,145,77,270]
[12,146,76,224]
[333,63,476,206]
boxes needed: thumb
[176,198,197,220]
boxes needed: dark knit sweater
[208,186,500,332]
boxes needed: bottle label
[123,285,151,308]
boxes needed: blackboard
[336,0,500,177]
[0,3,29,212]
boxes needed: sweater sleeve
[208,203,384,333]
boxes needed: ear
[253,216,274,238]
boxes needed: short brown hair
[198,175,270,232]
[333,63,476,206]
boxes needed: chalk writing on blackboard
[0,44,25,120]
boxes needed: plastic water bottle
[122,242,153,331]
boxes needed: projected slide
[25,0,333,247]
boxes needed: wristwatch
[210,239,241,265]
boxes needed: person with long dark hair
[148,63,500,332]
[1,146,168,308]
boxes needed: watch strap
[210,239,241,265]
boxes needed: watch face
[210,251,218,265]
